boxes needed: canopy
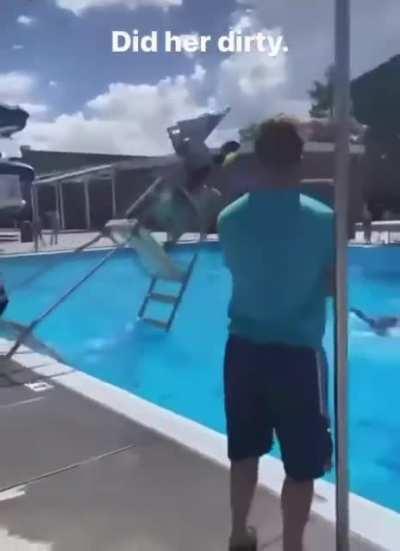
[0,104,29,137]
[0,160,35,211]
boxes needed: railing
[353,221,400,245]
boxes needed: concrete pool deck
[0,340,390,551]
[0,226,398,257]
[0,230,217,256]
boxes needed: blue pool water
[1,244,400,512]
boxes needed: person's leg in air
[275,347,333,551]
[224,336,273,550]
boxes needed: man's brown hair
[254,116,304,169]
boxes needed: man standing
[47,210,60,246]
[218,117,334,551]
[362,204,372,244]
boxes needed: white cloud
[12,44,24,51]
[191,64,206,83]
[16,11,304,155]
[0,72,49,133]
[49,81,58,88]
[231,11,254,33]
[20,34,304,156]
[212,10,307,131]
[20,66,209,154]
[20,103,49,117]
[55,0,181,16]
[234,0,400,90]
[17,15,35,26]
[0,72,36,104]
[11,7,310,155]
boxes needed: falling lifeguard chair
[5,107,232,362]
[104,108,231,330]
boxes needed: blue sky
[1,0,399,155]
[1,0,232,114]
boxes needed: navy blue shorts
[224,335,332,481]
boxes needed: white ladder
[138,245,199,331]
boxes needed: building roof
[21,148,141,177]
[29,140,366,187]
[34,155,180,186]
[240,141,365,155]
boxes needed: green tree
[308,65,334,119]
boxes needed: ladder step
[143,318,169,330]
[149,292,178,304]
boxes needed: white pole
[59,183,66,230]
[31,184,39,252]
[84,181,91,229]
[54,182,60,213]
[111,168,117,218]
[334,0,351,550]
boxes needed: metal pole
[5,248,116,358]
[84,180,91,229]
[334,0,351,550]
[59,182,66,230]
[111,168,117,218]
[5,235,132,359]
[55,182,60,215]
[31,184,39,252]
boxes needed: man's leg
[230,458,259,546]
[281,477,313,551]
[224,336,272,550]
[274,346,332,551]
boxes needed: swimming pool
[1,243,400,513]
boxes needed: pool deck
[0,341,389,551]
[0,230,215,256]
[0,227,397,257]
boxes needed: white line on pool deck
[0,396,44,409]
[1,337,398,551]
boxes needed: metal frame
[111,167,117,218]
[334,0,351,550]
[32,164,115,244]
[31,183,40,252]
[84,180,91,229]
